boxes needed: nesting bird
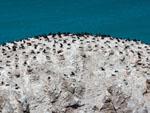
[0,33,150,113]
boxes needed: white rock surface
[0,34,150,113]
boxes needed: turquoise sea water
[0,0,150,44]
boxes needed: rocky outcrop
[0,34,150,113]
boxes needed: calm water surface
[0,0,150,44]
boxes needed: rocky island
[0,33,150,113]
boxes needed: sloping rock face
[0,34,150,113]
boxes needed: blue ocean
[0,0,150,44]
